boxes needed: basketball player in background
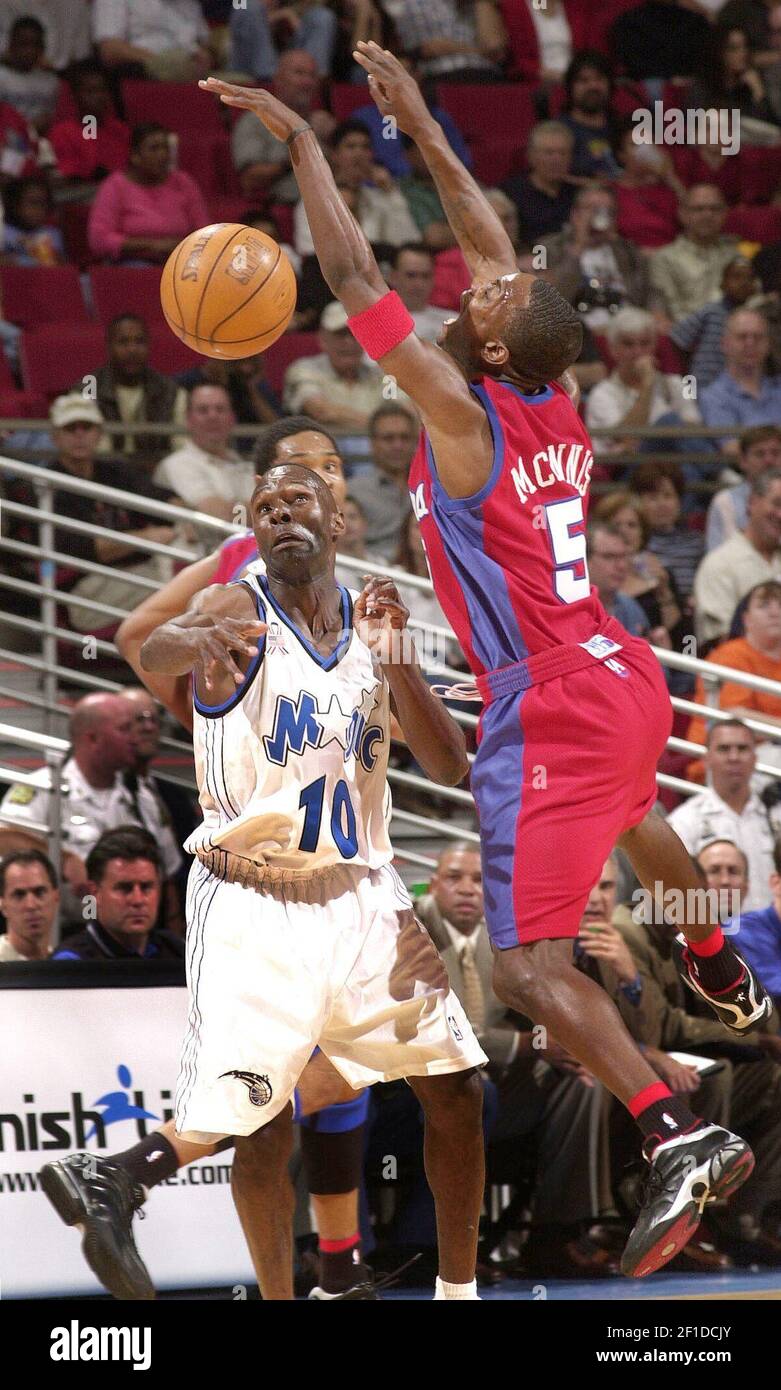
[200,54,770,1278]
[42,425,386,1302]
[140,463,487,1302]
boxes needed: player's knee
[416,1068,483,1132]
[492,940,568,1017]
[233,1109,294,1174]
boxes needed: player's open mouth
[272,530,306,548]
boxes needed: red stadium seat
[148,323,206,375]
[59,201,94,269]
[177,131,223,203]
[261,331,320,394]
[210,195,259,224]
[0,266,90,329]
[269,203,295,244]
[471,137,524,186]
[89,265,165,330]
[328,83,372,121]
[0,342,46,417]
[435,84,536,153]
[725,203,781,243]
[52,77,77,123]
[21,325,105,400]
[737,146,781,204]
[121,80,224,139]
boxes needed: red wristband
[347,291,415,361]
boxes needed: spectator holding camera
[650,185,741,323]
[540,186,662,332]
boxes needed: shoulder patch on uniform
[7,784,34,805]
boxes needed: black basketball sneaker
[621,1124,755,1279]
[672,935,773,1035]
[40,1153,153,1300]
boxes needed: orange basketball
[160,223,297,359]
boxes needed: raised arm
[141,584,266,709]
[354,578,468,787]
[199,76,490,497]
[353,42,516,283]
[116,547,224,730]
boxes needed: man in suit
[581,848,781,1267]
[416,845,616,1277]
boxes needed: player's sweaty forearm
[140,614,216,676]
[410,118,516,281]
[288,130,387,305]
[383,652,469,787]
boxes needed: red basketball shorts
[470,634,673,949]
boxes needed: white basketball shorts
[175,858,487,1140]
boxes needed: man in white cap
[46,390,177,576]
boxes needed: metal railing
[2,447,781,877]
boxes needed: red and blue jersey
[210,530,258,586]
[408,377,608,675]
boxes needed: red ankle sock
[688,926,724,958]
[628,1083,701,1154]
[318,1234,363,1293]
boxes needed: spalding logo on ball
[160,223,296,359]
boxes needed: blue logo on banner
[84,1064,160,1141]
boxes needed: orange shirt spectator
[687,579,781,780]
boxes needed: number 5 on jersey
[545,497,590,604]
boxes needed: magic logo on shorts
[219,1071,273,1106]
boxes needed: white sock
[434,1276,480,1301]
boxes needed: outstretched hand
[354,576,413,665]
[352,42,433,137]
[198,76,309,142]
[191,615,267,691]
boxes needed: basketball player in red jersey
[201,57,771,1278]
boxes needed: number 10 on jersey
[298,776,358,859]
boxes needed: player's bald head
[69,692,129,742]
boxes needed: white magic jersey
[185,569,393,882]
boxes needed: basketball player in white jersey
[140,463,487,1301]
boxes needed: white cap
[50,394,104,428]
[320,301,350,332]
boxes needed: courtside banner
[0,980,256,1298]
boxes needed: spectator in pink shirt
[88,121,208,265]
[50,61,130,191]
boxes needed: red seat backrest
[435,84,536,149]
[20,325,105,399]
[329,83,372,121]
[121,79,223,139]
[148,323,205,375]
[89,265,165,329]
[0,266,90,329]
[59,201,93,269]
[261,331,320,394]
[738,146,781,204]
